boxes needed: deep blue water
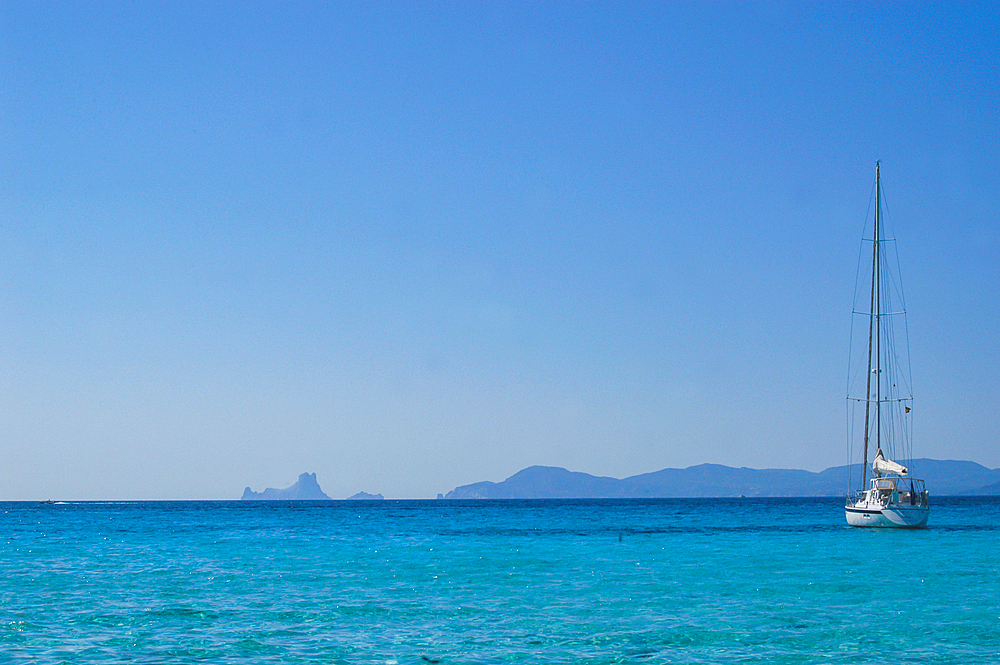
[2,497,999,663]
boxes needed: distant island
[240,473,385,501]
[241,472,332,500]
[443,460,1000,499]
[347,492,384,500]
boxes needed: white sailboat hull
[845,503,929,528]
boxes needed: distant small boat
[844,162,929,528]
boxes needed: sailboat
[844,162,929,528]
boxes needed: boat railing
[846,490,868,508]
[896,489,929,507]
[877,475,929,507]
[846,476,928,508]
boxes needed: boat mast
[875,162,882,471]
[861,161,881,489]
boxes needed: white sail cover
[872,449,908,476]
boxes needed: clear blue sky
[2,2,997,499]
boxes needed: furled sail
[872,448,908,476]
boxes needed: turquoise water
[2,498,998,663]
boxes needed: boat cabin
[862,476,928,508]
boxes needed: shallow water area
[2,498,998,663]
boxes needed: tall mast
[875,162,882,465]
[860,161,881,489]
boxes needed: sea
[2,497,998,664]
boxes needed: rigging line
[881,191,912,384]
[846,399,857,494]
[847,313,873,399]
[865,310,906,316]
[889,334,913,396]
[885,226,916,406]
[881,286,913,399]
[846,317,858,399]
[850,177,878,312]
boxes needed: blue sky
[2,2,997,499]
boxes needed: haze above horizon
[2,2,997,500]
